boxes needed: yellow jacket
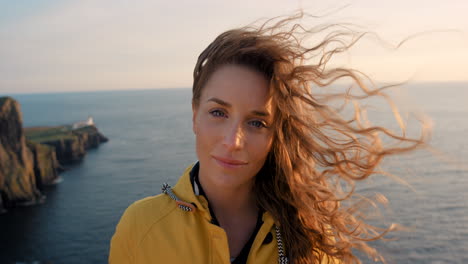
[109,165,287,264]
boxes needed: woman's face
[193,64,274,190]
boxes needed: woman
[109,14,428,264]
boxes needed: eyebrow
[207,97,231,107]
[207,97,271,117]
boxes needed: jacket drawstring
[275,225,288,264]
[162,183,197,212]
[162,183,289,264]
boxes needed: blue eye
[249,120,266,128]
[210,109,226,118]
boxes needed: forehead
[200,64,272,110]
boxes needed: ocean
[0,83,467,263]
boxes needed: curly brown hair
[192,13,430,264]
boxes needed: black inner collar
[189,162,264,264]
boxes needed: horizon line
[2,80,468,96]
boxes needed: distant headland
[0,96,108,213]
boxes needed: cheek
[194,116,219,154]
[196,116,216,139]
[248,134,273,162]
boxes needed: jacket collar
[171,163,275,230]
[172,164,212,221]
[168,164,288,263]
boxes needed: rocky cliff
[0,97,42,210]
[0,96,108,213]
[27,141,61,189]
[26,125,109,164]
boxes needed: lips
[212,155,247,169]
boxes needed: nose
[222,121,244,150]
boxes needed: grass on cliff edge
[24,125,94,143]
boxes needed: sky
[0,0,467,94]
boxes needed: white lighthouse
[72,116,95,130]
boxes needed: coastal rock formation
[0,97,42,210]
[41,135,86,164]
[27,141,61,188]
[30,125,109,165]
[74,125,109,150]
[0,96,108,212]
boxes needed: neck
[198,174,258,223]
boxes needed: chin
[215,173,254,189]
[209,161,255,188]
